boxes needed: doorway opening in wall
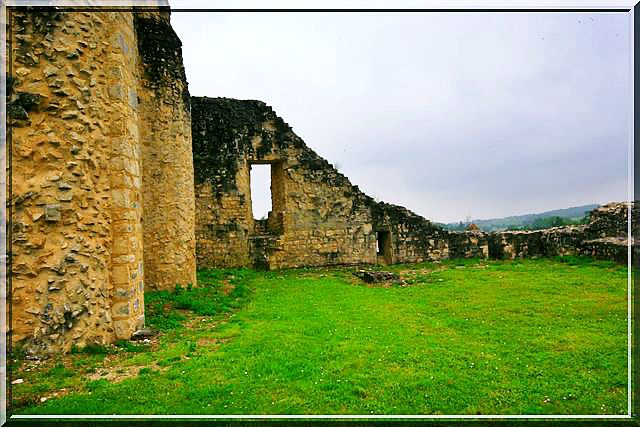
[249,161,284,234]
[376,230,392,265]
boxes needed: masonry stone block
[112,265,130,285]
[44,205,61,222]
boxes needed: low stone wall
[449,202,635,263]
[581,238,629,263]
[488,227,581,260]
[369,202,449,264]
[447,231,489,259]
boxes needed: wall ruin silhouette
[191,98,449,270]
[190,98,634,271]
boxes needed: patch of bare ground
[183,307,238,330]
[221,280,235,295]
[196,336,231,347]
[351,271,407,288]
[184,314,226,329]
[88,362,165,383]
[37,387,71,404]
[399,266,448,277]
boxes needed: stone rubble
[352,270,403,284]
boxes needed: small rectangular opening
[250,164,272,221]
[249,161,284,234]
[376,230,392,264]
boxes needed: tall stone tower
[7,7,196,355]
[134,10,197,291]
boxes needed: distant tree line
[504,215,589,231]
[439,214,590,232]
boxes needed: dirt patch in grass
[88,362,165,383]
[196,337,219,346]
[183,313,232,330]
[37,387,71,404]
[220,280,236,296]
[399,266,448,277]
[196,337,231,347]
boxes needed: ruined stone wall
[487,227,580,260]
[585,202,635,239]
[447,230,489,259]
[450,202,635,263]
[8,7,196,354]
[189,98,635,273]
[192,98,454,270]
[134,10,196,290]
[370,202,449,264]
[191,98,634,270]
[192,97,380,270]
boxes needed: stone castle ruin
[7,8,635,355]
[191,97,449,270]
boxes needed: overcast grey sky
[172,12,631,223]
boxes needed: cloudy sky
[172,12,631,223]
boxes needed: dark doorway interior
[376,230,392,265]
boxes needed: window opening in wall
[250,164,272,221]
[249,161,284,235]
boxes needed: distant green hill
[441,204,599,232]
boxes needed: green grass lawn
[12,257,628,415]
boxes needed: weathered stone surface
[191,98,448,270]
[135,11,196,291]
[586,202,636,239]
[44,205,61,222]
[447,230,488,259]
[371,202,448,264]
[9,8,196,355]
